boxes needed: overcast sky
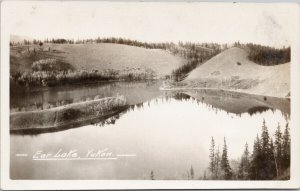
[3,1,298,47]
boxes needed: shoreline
[10,106,128,135]
[10,78,160,93]
[10,96,124,115]
[159,86,290,99]
[10,96,127,132]
[10,81,290,133]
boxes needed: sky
[3,1,298,47]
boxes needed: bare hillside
[183,47,290,98]
[10,43,186,77]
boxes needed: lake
[10,81,290,180]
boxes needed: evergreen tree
[261,119,269,154]
[238,143,251,180]
[269,138,277,179]
[190,166,194,180]
[209,137,216,178]
[221,138,232,180]
[260,119,272,179]
[250,134,262,180]
[150,170,155,180]
[260,120,277,179]
[282,123,291,171]
[274,123,283,176]
[214,146,221,179]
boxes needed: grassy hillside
[10,43,186,77]
[181,47,290,98]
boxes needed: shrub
[32,59,58,71]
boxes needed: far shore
[159,86,290,99]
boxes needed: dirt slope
[183,47,290,98]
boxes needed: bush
[32,59,73,72]
[32,59,58,71]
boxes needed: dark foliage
[172,59,199,81]
[248,120,290,180]
[62,108,82,121]
[171,42,223,81]
[11,69,155,88]
[48,38,74,44]
[208,120,290,180]
[233,42,290,66]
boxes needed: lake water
[10,81,290,180]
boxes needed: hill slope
[10,43,186,77]
[10,35,34,44]
[183,47,290,98]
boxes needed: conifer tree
[214,146,221,179]
[274,123,283,176]
[238,143,251,180]
[221,138,232,180]
[250,134,262,180]
[260,119,272,179]
[282,123,291,171]
[209,137,216,178]
[190,166,194,180]
[150,170,155,180]
[268,138,277,179]
[261,119,270,154]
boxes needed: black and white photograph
[1,1,300,190]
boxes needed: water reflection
[10,80,162,112]
[11,91,290,135]
[182,89,290,118]
[248,106,273,116]
[10,92,289,180]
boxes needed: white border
[1,1,300,190]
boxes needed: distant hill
[183,47,290,98]
[10,35,33,43]
[10,43,186,77]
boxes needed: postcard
[1,1,300,190]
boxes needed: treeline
[11,37,224,82]
[44,38,75,44]
[234,42,290,66]
[208,120,290,180]
[247,44,290,66]
[10,58,156,87]
[171,42,223,81]
[44,37,174,49]
[11,37,289,82]
[10,39,44,46]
